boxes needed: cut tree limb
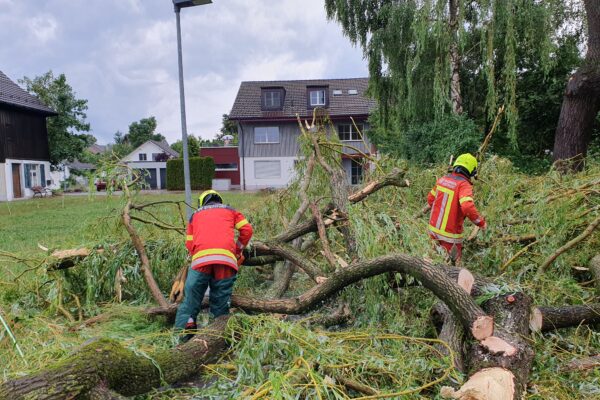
[122,199,168,308]
[347,168,409,203]
[538,215,600,276]
[589,254,600,297]
[0,316,230,399]
[539,303,600,331]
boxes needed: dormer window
[307,86,328,108]
[261,87,285,110]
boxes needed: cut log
[539,303,600,331]
[441,367,515,400]
[529,307,543,333]
[465,293,535,399]
[0,316,230,399]
[457,268,475,294]
[47,247,93,270]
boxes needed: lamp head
[173,0,212,9]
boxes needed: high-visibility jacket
[427,172,484,243]
[185,204,253,271]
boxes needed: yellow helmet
[198,189,222,207]
[453,153,478,176]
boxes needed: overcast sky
[0,0,368,144]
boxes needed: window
[139,153,147,161]
[254,160,281,179]
[332,89,343,96]
[24,163,44,188]
[254,127,280,144]
[309,89,326,106]
[151,153,161,161]
[348,89,358,95]
[338,124,364,141]
[215,163,238,171]
[262,88,284,110]
[350,159,363,185]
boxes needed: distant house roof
[150,140,179,158]
[0,70,57,115]
[66,160,96,170]
[229,78,376,121]
[123,140,179,162]
[88,143,107,154]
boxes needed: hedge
[166,157,215,190]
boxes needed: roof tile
[229,78,375,120]
[0,70,56,115]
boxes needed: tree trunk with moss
[0,317,230,400]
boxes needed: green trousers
[174,268,236,331]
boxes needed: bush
[399,114,482,165]
[166,157,215,190]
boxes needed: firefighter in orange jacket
[175,190,253,337]
[426,153,486,264]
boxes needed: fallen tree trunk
[538,303,600,331]
[0,316,230,400]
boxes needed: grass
[1,155,600,399]
[0,191,264,256]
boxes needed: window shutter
[254,160,281,179]
[24,164,31,188]
[40,164,46,186]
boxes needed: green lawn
[0,191,264,257]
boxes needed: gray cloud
[0,0,367,144]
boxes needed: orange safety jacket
[427,172,484,244]
[185,204,253,271]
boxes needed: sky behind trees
[0,0,368,144]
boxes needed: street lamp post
[173,0,212,219]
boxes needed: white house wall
[1,159,51,201]
[125,161,167,189]
[122,142,166,162]
[241,157,297,190]
[0,163,6,201]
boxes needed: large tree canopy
[325,0,587,165]
[20,71,92,165]
[121,116,165,149]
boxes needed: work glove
[235,249,244,267]
[479,219,487,230]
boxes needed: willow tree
[325,0,580,153]
[552,0,600,171]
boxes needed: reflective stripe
[191,255,237,269]
[428,225,464,239]
[192,248,236,260]
[429,188,436,196]
[473,218,481,225]
[437,186,455,232]
[235,219,249,229]
[459,196,473,205]
[435,192,447,229]
[428,228,464,243]
[186,235,193,241]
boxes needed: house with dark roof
[0,70,57,201]
[228,78,377,190]
[121,140,179,189]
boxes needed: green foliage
[370,113,482,164]
[170,135,201,159]
[121,117,165,149]
[20,71,92,165]
[166,157,215,191]
[325,0,586,161]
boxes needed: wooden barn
[0,70,56,201]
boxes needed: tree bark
[589,254,600,297]
[552,0,600,171]
[0,316,230,400]
[539,303,600,331]
[122,200,168,308]
[449,0,463,115]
